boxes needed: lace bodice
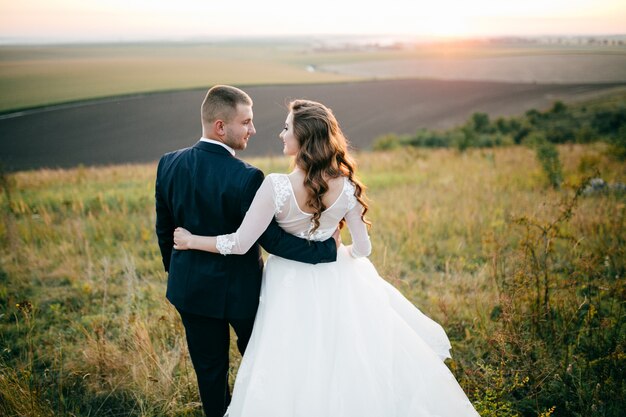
[216,173,371,258]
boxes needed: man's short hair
[201,85,252,125]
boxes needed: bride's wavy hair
[290,99,370,234]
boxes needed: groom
[155,85,338,417]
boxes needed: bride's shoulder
[338,175,355,190]
[265,172,290,178]
[261,173,292,213]
[264,172,289,183]
[263,173,292,193]
[341,176,358,209]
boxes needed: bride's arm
[172,227,217,251]
[344,200,371,258]
[174,173,337,262]
[173,176,277,254]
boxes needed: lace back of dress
[268,174,355,242]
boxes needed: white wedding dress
[217,173,480,417]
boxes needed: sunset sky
[1,0,625,42]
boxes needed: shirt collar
[200,137,236,156]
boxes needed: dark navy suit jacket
[155,141,337,319]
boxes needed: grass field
[0,43,359,112]
[1,142,624,416]
[1,39,625,416]
[1,41,625,113]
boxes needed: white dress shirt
[200,137,236,156]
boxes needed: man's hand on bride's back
[174,227,193,250]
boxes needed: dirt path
[1,79,624,171]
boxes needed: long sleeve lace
[215,176,277,255]
[344,200,371,258]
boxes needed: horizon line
[1,33,626,46]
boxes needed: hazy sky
[1,0,625,42]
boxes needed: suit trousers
[178,308,255,417]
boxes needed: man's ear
[214,119,225,135]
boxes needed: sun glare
[419,15,469,38]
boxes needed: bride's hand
[173,227,194,250]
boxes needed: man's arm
[172,172,337,263]
[155,157,174,272]
[244,170,337,264]
[258,219,337,264]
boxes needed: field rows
[1,42,625,113]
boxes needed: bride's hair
[290,99,370,234]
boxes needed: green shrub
[408,129,454,148]
[550,100,567,114]
[495,117,522,135]
[592,106,626,135]
[470,112,492,133]
[545,121,576,144]
[372,133,403,150]
[535,140,563,189]
[372,95,626,152]
[608,125,626,160]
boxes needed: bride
[173,99,480,417]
